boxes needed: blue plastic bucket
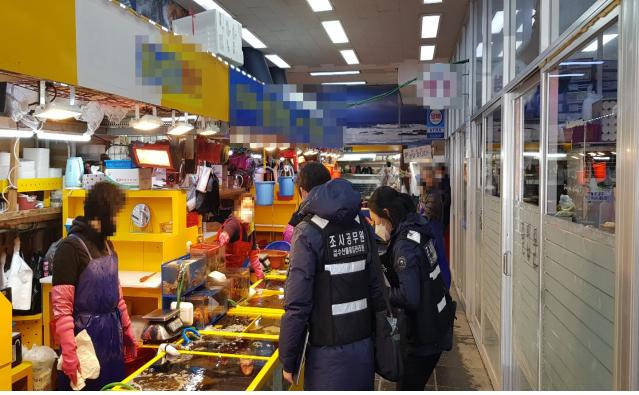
[255,181,275,206]
[278,176,294,197]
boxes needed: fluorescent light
[516,40,522,49]
[193,0,230,16]
[198,124,220,136]
[549,73,585,78]
[161,115,197,122]
[340,49,359,65]
[423,0,443,3]
[130,114,163,131]
[310,70,361,76]
[582,34,618,52]
[322,20,349,44]
[0,129,34,139]
[265,146,277,152]
[547,153,567,159]
[420,45,435,61]
[476,42,483,58]
[339,153,376,161]
[307,0,333,12]
[492,11,504,34]
[594,156,611,160]
[523,152,540,157]
[36,131,91,142]
[34,102,82,121]
[421,15,441,39]
[168,122,194,135]
[560,60,605,66]
[265,54,291,68]
[321,81,366,85]
[242,28,267,49]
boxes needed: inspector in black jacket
[279,177,385,391]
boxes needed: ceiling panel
[189,0,469,84]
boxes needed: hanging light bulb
[34,82,82,121]
[167,111,194,135]
[130,105,162,131]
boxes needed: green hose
[100,382,136,391]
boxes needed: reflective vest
[306,214,373,346]
[386,227,455,346]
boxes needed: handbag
[366,221,403,382]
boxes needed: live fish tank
[206,310,282,336]
[252,278,286,292]
[125,354,262,391]
[181,333,277,360]
[239,290,285,310]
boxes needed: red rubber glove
[283,225,295,243]
[218,231,230,247]
[52,285,81,385]
[118,285,138,360]
[249,251,265,280]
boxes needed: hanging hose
[100,382,136,391]
[181,326,201,345]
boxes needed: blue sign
[426,109,446,139]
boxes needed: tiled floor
[376,289,493,391]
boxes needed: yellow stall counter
[0,294,12,390]
[63,188,198,272]
[40,271,163,348]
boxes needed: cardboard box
[82,174,108,190]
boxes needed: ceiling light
[34,102,82,121]
[265,146,277,152]
[198,123,220,136]
[421,15,441,39]
[423,0,443,3]
[321,81,366,85]
[265,54,291,68]
[0,129,34,139]
[36,131,91,142]
[310,70,361,76]
[161,115,197,122]
[582,34,618,52]
[340,49,359,65]
[307,0,333,12]
[193,0,230,16]
[322,20,349,44]
[242,28,267,49]
[168,122,194,135]
[492,11,504,34]
[594,156,611,160]
[420,45,435,61]
[560,60,605,66]
[548,73,585,78]
[130,114,163,131]
[476,42,483,57]
[547,153,567,159]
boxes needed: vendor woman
[217,196,264,280]
[52,182,137,390]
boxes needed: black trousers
[397,352,442,390]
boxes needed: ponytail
[369,186,416,228]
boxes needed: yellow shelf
[12,314,42,322]
[0,178,62,192]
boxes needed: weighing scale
[141,309,184,343]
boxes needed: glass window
[474,0,484,110]
[485,106,502,197]
[489,0,504,95]
[514,0,541,76]
[551,0,598,41]
[543,21,618,390]
[521,85,541,205]
[546,22,618,230]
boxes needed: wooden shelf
[12,314,42,322]
[0,207,61,227]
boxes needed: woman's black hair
[298,161,331,192]
[84,181,125,221]
[368,186,416,229]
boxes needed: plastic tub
[278,176,294,197]
[255,181,275,206]
[262,250,287,269]
[265,241,290,252]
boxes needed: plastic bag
[23,345,58,391]
[7,251,33,311]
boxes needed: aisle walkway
[376,289,493,391]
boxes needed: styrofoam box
[105,168,140,187]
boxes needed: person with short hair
[52,182,137,390]
[279,162,385,390]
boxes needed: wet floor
[376,288,493,391]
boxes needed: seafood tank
[182,333,277,359]
[240,292,285,310]
[127,354,260,391]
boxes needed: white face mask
[375,222,392,242]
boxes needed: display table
[0,294,12,390]
[40,271,162,348]
[11,362,33,391]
